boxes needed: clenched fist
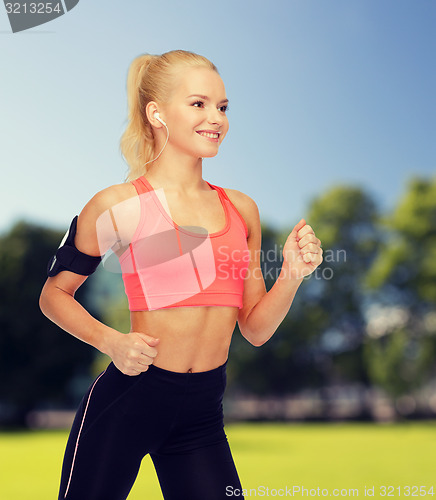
[105,331,160,376]
[283,218,323,280]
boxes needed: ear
[145,101,164,129]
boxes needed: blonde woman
[40,49,323,500]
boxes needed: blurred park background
[1,0,435,498]
[2,175,436,427]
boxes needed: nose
[207,107,225,127]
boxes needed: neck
[145,148,207,193]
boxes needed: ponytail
[119,55,156,182]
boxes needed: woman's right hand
[104,330,160,376]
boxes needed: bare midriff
[130,306,239,373]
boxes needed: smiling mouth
[196,131,220,139]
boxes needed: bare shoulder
[82,181,137,218]
[76,181,138,255]
[221,187,260,238]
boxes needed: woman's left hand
[282,218,323,280]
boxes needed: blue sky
[1,0,434,235]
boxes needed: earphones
[154,112,167,127]
[141,112,169,167]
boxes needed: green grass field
[1,421,435,499]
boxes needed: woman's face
[161,67,230,159]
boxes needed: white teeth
[198,132,219,139]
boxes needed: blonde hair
[120,49,219,182]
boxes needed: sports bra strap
[133,176,151,194]
[208,183,227,199]
[209,183,249,238]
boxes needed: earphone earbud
[154,112,167,127]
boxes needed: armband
[47,216,102,277]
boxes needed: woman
[40,49,323,500]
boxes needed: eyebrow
[186,94,229,104]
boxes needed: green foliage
[303,185,380,381]
[0,221,97,424]
[306,185,380,328]
[363,177,436,399]
[365,176,436,303]
[229,224,331,395]
[363,330,436,398]
[231,184,384,395]
[391,178,436,239]
[90,289,130,378]
[308,185,378,246]
[307,184,380,276]
[364,238,411,289]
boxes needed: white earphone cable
[142,122,169,167]
[137,119,203,166]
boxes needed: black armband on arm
[47,216,102,277]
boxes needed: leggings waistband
[146,359,228,384]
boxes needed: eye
[192,100,205,108]
[219,104,229,113]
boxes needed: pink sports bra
[119,176,250,311]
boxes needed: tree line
[0,176,435,426]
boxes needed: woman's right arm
[39,185,160,376]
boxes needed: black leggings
[58,360,244,499]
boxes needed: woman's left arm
[234,193,323,347]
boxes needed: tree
[363,177,436,400]
[365,176,436,304]
[297,185,381,387]
[0,221,98,426]
[229,218,334,397]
